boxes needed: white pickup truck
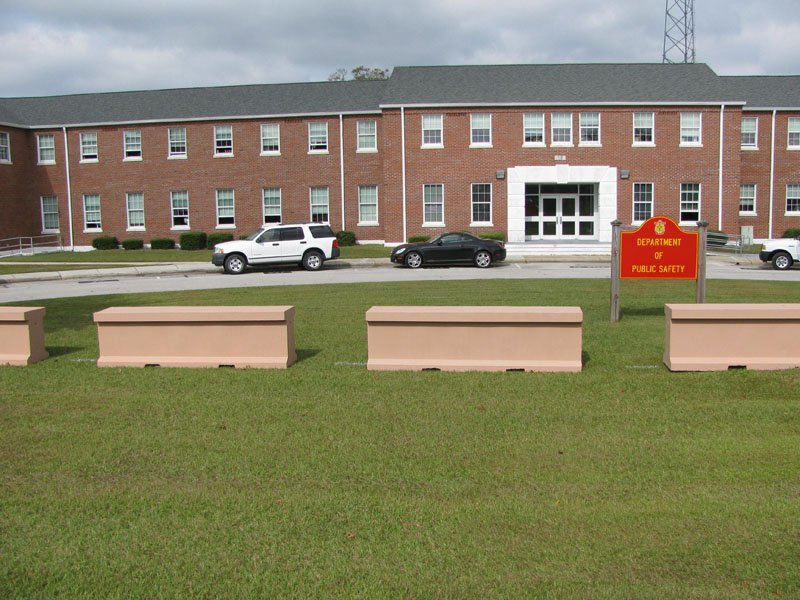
[759,237,800,270]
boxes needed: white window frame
[123,130,142,160]
[579,112,601,146]
[0,131,9,163]
[421,114,443,148]
[170,190,190,229]
[357,185,379,225]
[214,125,233,157]
[168,127,187,159]
[680,112,702,146]
[40,196,59,232]
[788,118,800,150]
[739,184,756,215]
[82,194,102,231]
[633,182,654,224]
[262,187,282,224]
[80,132,98,162]
[551,113,573,146]
[523,113,545,147]
[37,134,56,164]
[357,120,377,153]
[787,184,800,215]
[126,192,146,230]
[215,189,236,228]
[310,186,330,223]
[470,113,492,147]
[680,183,701,224]
[308,122,329,153]
[741,117,758,149]
[423,184,444,226]
[261,124,281,155]
[633,112,655,146]
[470,183,492,226]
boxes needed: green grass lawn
[1,279,799,598]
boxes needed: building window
[308,123,328,152]
[83,194,102,230]
[37,134,56,164]
[787,184,800,214]
[471,183,492,224]
[680,112,702,145]
[523,113,545,145]
[41,196,59,232]
[741,117,758,148]
[357,121,377,152]
[739,184,756,215]
[261,124,280,154]
[358,185,378,224]
[124,130,142,159]
[551,113,572,145]
[579,112,600,145]
[423,184,444,225]
[789,118,800,149]
[633,183,653,223]
[310,186,329,223]
[126,192,145,229]
[470,113,491,146]
[680,183,701,223]
[633,112,654,144]
[0,132,9,162]
[80,132,98,161]
[170,191,189,228]
[168,128,187,158]
[422,114,443,147]
[262,188,281,223]
[216,189,235,226]
[214,125,233,156]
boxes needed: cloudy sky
[2,0,798,97]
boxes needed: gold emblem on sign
[654,220,666,236]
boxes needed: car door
[278,226,307,260]
[426,233,467,263]
[250,228,282,263]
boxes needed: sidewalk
[0,253,762,284]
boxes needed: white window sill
[421,144,444,150]
[784,212,800,217]
[422,222,445,228]
[214,153,234,158]
[308,149,329,155]
[127,227,146,232]
[522,142,545,148]
[788,146,800,151]
[551,142,573,148]
[216,224,236,229]
[38,160,56,166]
[260,151,281,157]
[469,143,493,149]
[123,156,143,162]
[357,222,379,227]
[171,226,190,231]
[738,212,757,217]
[679,221,700,227]
[80,158,99,164]
[0,160,12,165]
[680,143,703,148]
[470,222,494,227]
[741,146,759,151]
[41,229,60,235]
[356,148,378,154]
[84,228,103,233]
[632,142,656,148]
[579,142,602,148]
[168,154,188,160]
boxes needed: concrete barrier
[366,306,583,372]
[0,307,48,366]
[664,303,800,371]
[93,306,296,368]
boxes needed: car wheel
[223,253,246,275]
[474,250,492,268]
[302,250,324,271]
[405,251,423,269]
[772,251,793,271]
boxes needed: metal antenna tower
[662,0,695,63]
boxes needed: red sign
[620,216,698,279]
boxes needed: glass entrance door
[524,184,597,241]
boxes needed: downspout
[769,110,777,239]
[400,107,407,243]
[339,114,345,231]
[62,127,74,250]
[717,105,725,231]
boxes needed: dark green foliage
[782,228,800,238]
[207,232,234,249]
[336,231,357,246]
[408,235,430,243]
[179,232,208,251]
[121,239,144,251]
[150,238,176,250]
[91,236,119,250]
[478,232,506,242]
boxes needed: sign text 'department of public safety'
[620,217,699,279]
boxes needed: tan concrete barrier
[0,307,48,366]
[664,303,800,371]
[366,306,583,372]
[93,306,296,368]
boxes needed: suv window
[257,229,280,243]
[309,225,335,238]
[281,227,305,241]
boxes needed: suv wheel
[223,254,246,275]
[772,251,793,271]
[302,250,324,271]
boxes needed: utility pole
[662,0,695,64]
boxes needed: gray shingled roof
[381,63,742,106]
[720,76,800,110]
[0,79,388,128]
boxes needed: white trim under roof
[380,101,746,109]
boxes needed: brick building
[1,63,798,251]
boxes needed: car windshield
[245,229,264,241]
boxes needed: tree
[328,66,390,81]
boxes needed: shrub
[408,235,430,243]
[207,232,234,249]
[336,230,357,246]
[478,232,506,242]
[782,228,800,239]
[179,232,208,251]
[121,239,144,250]
[706,230,729,247]
[150,238,176,250]
[92,236,119,250]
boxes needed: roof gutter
[718,105,725,231]
[769,110,777,238]
[339,114,345,231]
[62,127,74,250]
[401,107,408,243]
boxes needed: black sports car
[390,232,506,268]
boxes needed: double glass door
[524,184,597,240]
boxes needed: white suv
[212,223,340,274]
